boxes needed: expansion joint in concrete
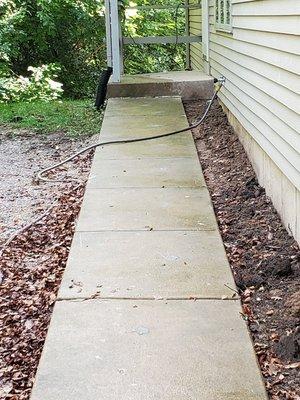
[56,296,240,302]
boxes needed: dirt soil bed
[184,100,300,400]
[0,129,97,399]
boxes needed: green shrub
[0,63,63,103]
[0,0,187,99]
[0,0,106,99]
[122,0,186,75]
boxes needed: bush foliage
[0,64,63,103]
[122,0,186,74]
[0,0,185,100]
[0,0,106,98]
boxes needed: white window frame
[215,0,232,33]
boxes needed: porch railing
[105,0,202,82]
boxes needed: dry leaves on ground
[0,130,95,399]
[0,183,86,399]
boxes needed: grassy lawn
[0,99,102,136]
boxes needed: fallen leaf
[285,362,300,369]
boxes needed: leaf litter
[0,129,97,399]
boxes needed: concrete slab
[76,188,217,232]
[99,115,191,140]
[87,157,205,189]
[105,97,185,117]
[30,300,267,400]
[107,71,214,100]
[96,137,198,159]
[58,231,236,300]
[97,96,198,158]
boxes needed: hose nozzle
[213,76,225,93]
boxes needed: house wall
[188,0,300,243]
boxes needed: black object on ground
[95,67,113,110]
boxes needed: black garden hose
[37,77,225,183]
[0,77,225,254]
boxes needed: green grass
[0,99,102,137]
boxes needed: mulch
[184,100,300,400]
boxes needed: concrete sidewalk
[30,97,267,399]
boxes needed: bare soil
[184,100,300,400]
[0,128,97,399]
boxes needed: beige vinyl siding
[233,16,300,35]
[207,0,300,189]
[232,0,300,15]
[205,0,300,241]
[188,0,203,70]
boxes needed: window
[215,0,232,32]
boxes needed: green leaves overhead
[0,0,186,99]
[0,0,106,98]
[123,0,186,74]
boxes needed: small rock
[274,327,300,362]
[24,319,34,330]
[285,291,300,318]
[269,289,283,300]
[10,115,23,123]
[134,326,149,335]
[249,322,259,333]
[272,259,293,277]
[235,272,264,290]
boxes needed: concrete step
[107,71,214,100]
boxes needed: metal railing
[105,0,202,82]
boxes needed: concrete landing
[107,71,214,100]
[30,97,267,400]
